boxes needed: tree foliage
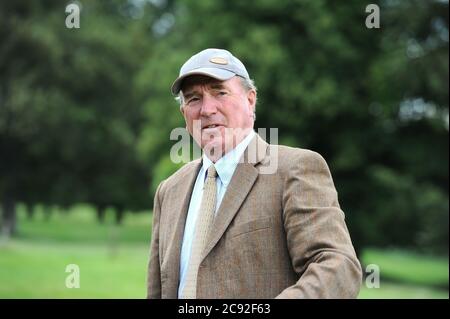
[0,0,448,254]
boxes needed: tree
[0,0,153,236]
[136,0,448,254]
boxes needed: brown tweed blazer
[147,134,362,298]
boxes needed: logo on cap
[209,57,228,65]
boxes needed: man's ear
[247,89,256,113]
[179,105,189,130]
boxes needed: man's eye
[218,91,227,96]
[187,97,200,104]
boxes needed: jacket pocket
[227,217,275,239]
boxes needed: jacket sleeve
[276,150,362,298]
[147,182,164,299]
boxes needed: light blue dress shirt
[178,130,256,297]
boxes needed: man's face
[180,75,256,160]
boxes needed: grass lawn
[358,283,448,299]
[359,247,448,299]
[361,248,449,288]
[0,205,152,298]
[0,204,448,298]
[0,240,149,298]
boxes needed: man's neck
[204,129,255,163]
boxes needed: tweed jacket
[147,134,362,298]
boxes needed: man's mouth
[202,124,223,129]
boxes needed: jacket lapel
[202,134,268,260]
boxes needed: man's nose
[200,94,219,117]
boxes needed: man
[147,48,362,299]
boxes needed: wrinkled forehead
[180,75,230,95]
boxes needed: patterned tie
[181,165,218,299]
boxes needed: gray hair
[176,76,257,115]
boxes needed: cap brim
[171,68,236,95]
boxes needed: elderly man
[147,48,362,299]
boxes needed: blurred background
[0,0,448,298]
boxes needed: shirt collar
[201,130,255,186]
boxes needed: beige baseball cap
[171,48,250,95]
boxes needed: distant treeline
[0,0,448,255]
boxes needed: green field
[0,205,151,298]
[0,205,448,298]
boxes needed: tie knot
[207,165,217,179]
